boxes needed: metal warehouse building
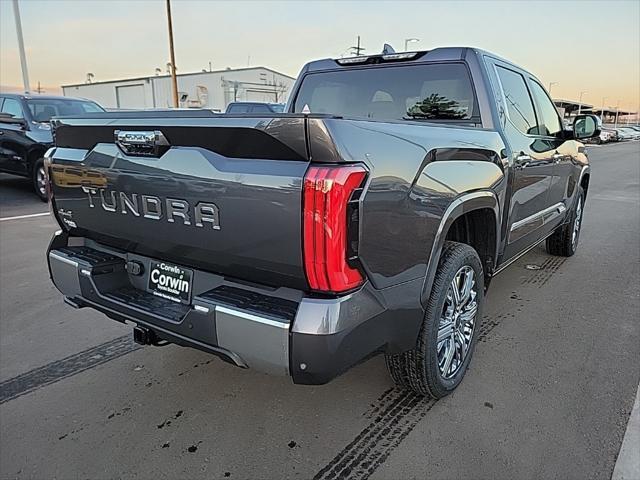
[61,67,296,111]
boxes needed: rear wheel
[385,241,484,398]
[546,187,585,257]
[31,158,47,202]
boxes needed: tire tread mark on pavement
[0,334,139,404]
[522,257,566,287]
[314,390,435,480]
[315,306,521,480]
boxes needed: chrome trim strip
[215,305,289,329]
[493,230,555,276]
[49,252,78,268]
[510,202,566,232]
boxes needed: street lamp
[601,97,608,123]
[548,82,558,96]
[614,99,621,129]
[404,38,419,51]
[577,91,587,115]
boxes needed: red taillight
[303,164,367,293]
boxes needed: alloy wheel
[437,265,478,379]
[572,196,583,247]
[36,166,47,197]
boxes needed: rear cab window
[293,63,480,124]
[227,104,250,113]
[250,104,272,113]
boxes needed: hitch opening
[133,326,168,346]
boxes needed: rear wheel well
[445,208,497,283]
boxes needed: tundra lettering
[47,46,598,397]
[80,186,220,229]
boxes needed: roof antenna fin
[381,44,395,55]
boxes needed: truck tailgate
[49,115,312,289]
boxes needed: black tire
[385,241,484,398]
[546,187,585,257]
[31,158,47,202]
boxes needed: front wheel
[385,241,484,398]
[32,158,47,202]
[546,187,585,257]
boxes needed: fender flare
[419,190,500,306]
[578,165,590,194]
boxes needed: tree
[407,94,466,119]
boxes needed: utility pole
[12,0,30,93]
[614,100,620,129]
[350,36,365,56]
[36,81,43,94]
[166,0,179,108]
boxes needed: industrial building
[61,67,296,111]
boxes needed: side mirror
[572,114,601,140]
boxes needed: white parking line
[613,383,640,480]
[0,212,50,222]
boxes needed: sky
[1,0,639,112]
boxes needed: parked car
[0,94,104,200]
[617,127,640,140]
[225,102,285,114]
[594,128,618,144]
[45,47,599,398]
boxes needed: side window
[496,66,538,135]
[1,98,24,119]
[529,80,562,136]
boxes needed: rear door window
[293,63,478,122]
[495,66,539,135]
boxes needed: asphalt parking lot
[0,141,638,480]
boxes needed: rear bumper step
[47,232,424,385]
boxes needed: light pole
[577,91,587,115]
[166,0,179,108]
[614,100,620,129]
[548,82,558,96]
[12,0,30,93]
[601,96,608,123]
[404,38,419,51]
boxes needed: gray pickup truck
[45,47,600,398]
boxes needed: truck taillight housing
[303,164,367,293]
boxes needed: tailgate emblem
[114,130,169,157]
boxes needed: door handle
[515,154,531,170]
